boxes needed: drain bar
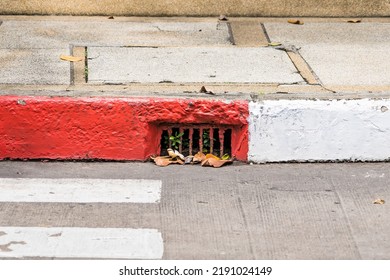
[160,124,232,157]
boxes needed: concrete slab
[87,47,304,84]
[0,19,231,49]
[299,45,390,86]
[264,23,390,86]
[264,22,390,46]
[0,49,70,85]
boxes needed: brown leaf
[108,16,114,19]
[201,157,233,168]
[60,55,84,62]
[193,151,206,163]
[288,19,304,25]
[153,156,172,167]
[347,19,361,23]
[373,199,385,205]
[153,156,184,167]
[205,154,221,160]
[200,86,207,93]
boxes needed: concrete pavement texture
[0,161,389,259]
[0,0,389,17]
[1,16,390,163]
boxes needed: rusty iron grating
[160,124,232,157]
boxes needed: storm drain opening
[160,124,232,157]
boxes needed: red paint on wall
[0,96,248,161]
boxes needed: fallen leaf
[219,15,228,21]
[60,55,84,62]
[153,156,172,167]
[108,16,114,19]
[184,156,194,164]
[347,19,361,23]
[201,157,233,168]
[174,150,185,160]
[199,86,215,95]
[221,153,230,160]
[205,154,221,160]
[373,199,385,205]
[288,19,304,25]
[193,151,206,163]
[268,42,282,47]
[167,148,178,159]
[153,156,184,167]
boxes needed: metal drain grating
[160,124,232,157]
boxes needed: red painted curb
[0,96,249,161]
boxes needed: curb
[2,96,390,163]
[0,96,248,161]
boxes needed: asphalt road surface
[0,161,389,259]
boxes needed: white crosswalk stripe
[0,227,163,259]
[0,178,164,259]
[0,178,161,203]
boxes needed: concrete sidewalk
[1,16,390,162]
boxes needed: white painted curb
[248,99,390,163]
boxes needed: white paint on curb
[0,227,163,259]
[0,178,161,203]
[249,99,390,162]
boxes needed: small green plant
[202,130,215,153]
[169,132,184,150]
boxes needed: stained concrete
[0,49,70,85]
[87,47,304,84]
[0,0,389,17]
[264,22,390,46]
[264,22,390,86]
[0,161,389,259]
[0,19,231,48]
[299,45,390,86]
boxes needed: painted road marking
[0,227,163,259]
[0,178,161,203]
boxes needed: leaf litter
[373,199,385,205]
[152,150,233,168]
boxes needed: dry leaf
[288,19,304,25]
[153,156,172,167]
[60,55,84,62]
[268,42,282,47]
[201,157,233,168]
[205,154,221,160]
[347,19,361,23]
[184,156,193,164]
[199,86,215,95]
[153,156,184,167]
[373,199,385,205]
[167,148,177,159]
[108,16,114,19]
[174,150,185,160]
[193,151,206,163]
[219,15,228,21]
